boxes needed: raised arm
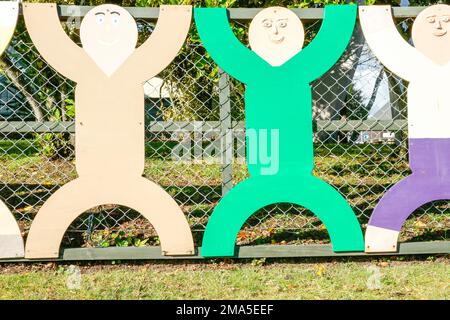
[194,8,269,84]
[286,5,357,82]
[0,1,19,55]
[359,5,435,82]
[23,3,93,82]
[119,5,192,83]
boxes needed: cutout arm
[359,5,434,82]
[121,5,192,83]
[23,3,93,81]
[287,5,357,81]
[194,8,269,84]
[0,1,19,55]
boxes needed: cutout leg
[201,176,363,257]
[116,177,194,256]
[26,178,109,258]
[366,174,450,252]
[0,201,24,258]
[26,177,194,258]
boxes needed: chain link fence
[0,9,447,249]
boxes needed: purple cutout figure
[360,5,450,252]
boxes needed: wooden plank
[18,6,424,21]
[0,121,75,133]
[55,6,161,20]
[391,6,426,18]
[236,241,450,258]
[0,120,407,134]
[228,8,325,21]
[62,246,203,261]
[0,121,222,133]
[218,69,233,196]
[316,119,408,132]
[0,241,447,262]
[147,121,221,132]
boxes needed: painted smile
[98,38,120,46]
[269,34,285,43]
[432,29,447,36]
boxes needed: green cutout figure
[195,5,364,257]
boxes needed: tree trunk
[365,68,385,113]
[0,57,45,121]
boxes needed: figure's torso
[244,80,314,176]
[74,78,145,177]
[408,69,450,139]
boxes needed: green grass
[0,258,448,299]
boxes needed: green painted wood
[195,5,364,257]
[0,241,447,262]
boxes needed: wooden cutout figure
[0,1,24,259]
[360,5,450,252]
[23,3,194,258]
[195,5,364,257]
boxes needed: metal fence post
[218,68,233,196]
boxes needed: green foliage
[35,132,74,159]
[88,229,160,248]
[34,98,75,159]
[251,257,266,266]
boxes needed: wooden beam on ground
[0,241,447,262]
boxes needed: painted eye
[427,16,436,23]
[277,21,287,28]
[440,16,450,23]
[95,14,105,25]
[262,20,272,28]
[111,13,120,25]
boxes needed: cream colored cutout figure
[249,7,304,66]
[360,5,450,253]
[23,3,194,258]
[0,1,24,259]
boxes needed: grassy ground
[0,257,448,299]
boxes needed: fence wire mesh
[0,12,447,249]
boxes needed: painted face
[249,7,304,66]
[412,4,450,65]
[80,4,138,76]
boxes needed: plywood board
[195,5,364,257]
[360,5,450,252]
[359,5,450,139]
[0,1,24,259]
[0,1,19,53]
[412,4,450,66]
[23,3,194,258]
[248,6,304,66]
